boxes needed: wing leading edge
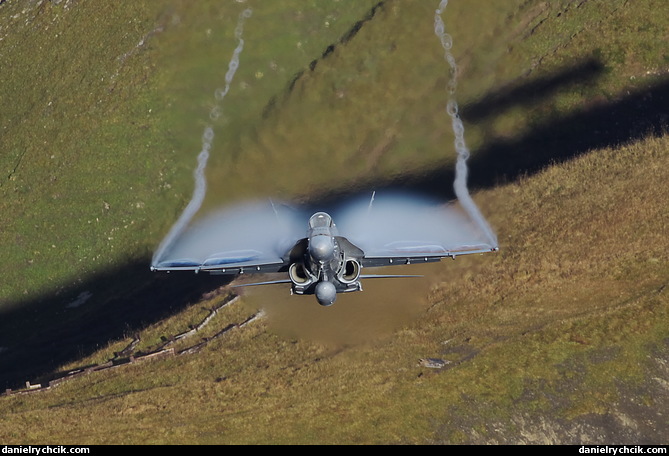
[150,249,288,274]
[360,241,497,268]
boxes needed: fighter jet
[151,195,497,306]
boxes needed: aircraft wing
[151,201,306,275]
[334,194,498,268]
[359,241,497,268]
[151,250,287,274]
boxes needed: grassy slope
[1,0,668,444]
[0,1,163,304]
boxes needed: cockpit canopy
[308,212,333,229]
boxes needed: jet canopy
[308,212,334,229]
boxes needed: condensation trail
[153,8,252,265]
[434,0,498,248]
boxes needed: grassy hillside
[0,0,667,444]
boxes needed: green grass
[1,0,668,444]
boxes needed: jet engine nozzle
[337,259,361,284]
[315,281,337,306]
[289,262,315,287]
[309,235,335,263]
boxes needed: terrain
[0,0,667,444]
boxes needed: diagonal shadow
[303,67,668,206]
[463,58,605,123]
[0,262,231,391]
[1,60,667,392]
[466,74,669,193]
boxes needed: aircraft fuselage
[288,212,362,306]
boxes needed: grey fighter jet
[151,196,497,306]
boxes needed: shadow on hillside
[308,60,668,205]
[1,60,667,391]
[465,74,669,193]
[0,263,231,391]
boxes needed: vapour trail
[434,0,498,248]
[153,8,252,265]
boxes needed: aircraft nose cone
[310,236,335,263]
[315,281,337,306]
